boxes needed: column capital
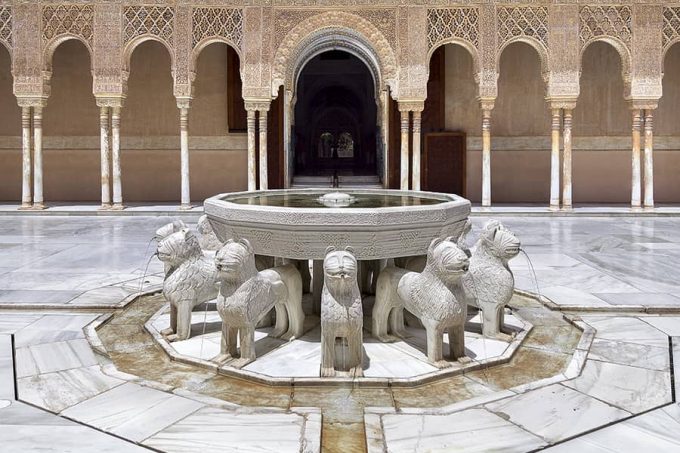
[176,96,192,110]
[244,98,271,112]
[628,98,658,111]
[15,96,47,108]
[478,97,495,112]
[546,97,577,111]
[95,96,125,109]
[397,99,424,113]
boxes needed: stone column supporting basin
[204,189,471,260]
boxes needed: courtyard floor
[1,214,680,452]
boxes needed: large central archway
[292,50,377,181]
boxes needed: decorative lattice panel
[42,4,94,45]
[579,5,632,48]
[427,8,479,50]
[123,6,174,46]
[497,6,548,49]
[192,7,243,48]
[663,7,680,51]
[0,6,10,48]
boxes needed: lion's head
[425,237,470,285]
[323,246,358,301]
[479,220,520,260]
[156,229,202,265]
[196,215,223,251]
[155,220,187,242]
[215,238,258,283]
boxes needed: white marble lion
[373,237,470,366]
[213,238,304,367]
[320,246,363,378]
[156,228,218,341]
[460,220,520,340]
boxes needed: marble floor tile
[14,314,98,347]
[0,289,81,305]
[563,360,672,413]
[640,316,680,336]
[0,313,44,334]
[0,402,150,452]
[144,406,310,453]
[0,335,14,400]
[380,408,546,452]
[543,404,680,452]
[18,365,125,412]
[595,292,680,307]
[587,338,670,371]
[15,339,98,377]
[66,286,136,306]
[582,316,670,348]
[61,382,204,442]
[538,286,612,307]
[486,384,630,443]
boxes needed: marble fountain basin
[203,189,471,260]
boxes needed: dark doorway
[293,50,377,177]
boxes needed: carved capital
[175,96,192,110]
[629,98,658,111]
[478,97,495,112]
[244,99,271,112]
[15,96,48,108]
[95,96,125,109]
[397,99,424,113]
[547,97,578,111]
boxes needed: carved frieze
[427,7,479,51]
[0,6,11,49]
[663,7,680,52]
[123,5,174,47]
[42,4,94,47]
[497,6,548,51]
[192,7,243,49]
[579,5,632,50]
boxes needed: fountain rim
[204,188,470,214]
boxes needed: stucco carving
[42,4,94,56]
[192,7,242,50]
[123,5,174,64]
[213,239,304,367]
[271,11,398,96]
[663,7,680,54]
[0,6,10,50]
[579,5,632,51]
[460,220,520,340]
[320,247,363,377]
[157,229,219,342]
[497,6,549,73]
[372,237,470,366]
[427,8,479,51]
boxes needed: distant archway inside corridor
[292,50,378,182]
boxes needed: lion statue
[213,239,304,367]
[156,229,218,341]
[320,247,363,378]
[373,237,470,366]
[460,220,520,340]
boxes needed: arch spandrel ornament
[0,5,11,52]
[496,6,550,76]
[579,5,633,83]
[122,5,175,71]
[271,11,398,98]
[41,4,95,71]
[663,7,680,56]
[190,6,243,71]
[426,7,481,75]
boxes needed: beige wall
[0,39,247,202]
[442,40,680,204]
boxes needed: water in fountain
[519,248,544,303]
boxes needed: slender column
[111,106,123,208]
[99,106,111,208]
[411,110,422,191]
[400,109,410,190]
[179,105,190,208]
[32,106,44,209]
[481,108,492,207]
[549,108,561,209]
[20,107,32,208]
[259,109,268,190]
[643,109,654,209]
[631,109,642,209]
[562,109,573,209]
[247,109,256,191]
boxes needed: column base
[561,204,573,211]
[549,203,560,211]
[110,203,126,210]
[179,203,193,211]
[98,204,112,211]
[643,204,655,211]
[630,205,643,212]
[30,203,46,210]
[18,202,33,210]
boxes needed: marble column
[32,106,44,209]
[643,109,654,209]
[99,106,111,208]
[259,108,269,190]
[400,109,410,190]
[411,110,422,191]
[247,109,256,191]
[481,107,492,207]
[630,109,642,209]
[20,106,32,208]
[549,108,561,209]
[111,106,123,209]
[179,104,190,208]
[562,109,573,209]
